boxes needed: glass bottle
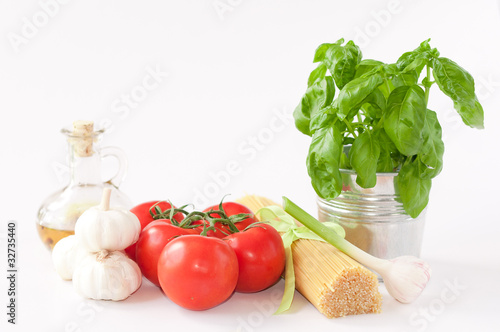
[37,121,133,250]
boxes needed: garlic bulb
[52,235,86,280]
[75,188,141,252]
[73,250,142,301]
[378,256,432,304]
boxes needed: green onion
[282,196,431,304]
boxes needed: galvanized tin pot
[317,169,426,261]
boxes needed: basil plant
[294,38,484,218]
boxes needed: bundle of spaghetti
[236,194,382,318]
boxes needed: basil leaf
[354,59,384,79]
[313,39,343,63]
[419,109,444,179]
[293,76,335,136]
[337,72,384,120]
[349,130,380,188]
[392,70,420,88]
[416,39,432,53]
[375,128,399,172]
[394,47,429,88]
[306,124,343,200]
[377,78,394,99]
[324,40,362,89]
[395,39,433,70]
[307,63,328,87]
[359,88,386,120]
[432,57,484,129]
[384,85,427,156]
[309,106,337,135]
[395,158,432,218]
[396,51,428,72]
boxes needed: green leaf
[375,128,399,172]
[392,70,420,88]
[395,158,432,218]
[354,59,384,79]
[293,76,335,136]
[384,85,427,156]
[377,77,394,99]
[393,46,430,89]
[324,40,362,89]
[307,63,328,87]
[306,124,343,200]
[359,88,386,120]
[309,106,337,135]
[337,72,384,120]
[396,51,428,72]
[313,39,343,63]
[349,130,380,188]
[432,57,484,129]
[419,109,444,179]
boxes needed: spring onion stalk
[282,196,431,304]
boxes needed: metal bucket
[317,169,426,261]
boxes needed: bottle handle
[100,146,128,188]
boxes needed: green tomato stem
[282,196,387,270]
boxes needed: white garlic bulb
[73,250,142,301]
[75,188,141,252]
[379,255,432,304]
[52,235,87,280]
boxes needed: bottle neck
[68,145,102,186]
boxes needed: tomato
[224,224,285,293]
[157,235,238,310]
[125,201,184,260]
[135,220,191,286]
[158,219,200,235]
[202,202,257,237]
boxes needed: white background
[1,0,500,331]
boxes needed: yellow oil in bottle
[36,224,74,250]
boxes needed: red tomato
[135,220,191,286]
[202,202,257,237]
[225,224,285,293]
[125,201,184,260]
[157,235,238,310]
[156,219,200,235]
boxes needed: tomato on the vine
[125,201,184,260]
[187,219,228,238]
[225,224,285,293]
[202,202,257,237]
[135,220,191,286]
[157,235,239,310]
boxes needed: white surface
[1,0,500,331]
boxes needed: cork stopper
[70,120,95,157]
